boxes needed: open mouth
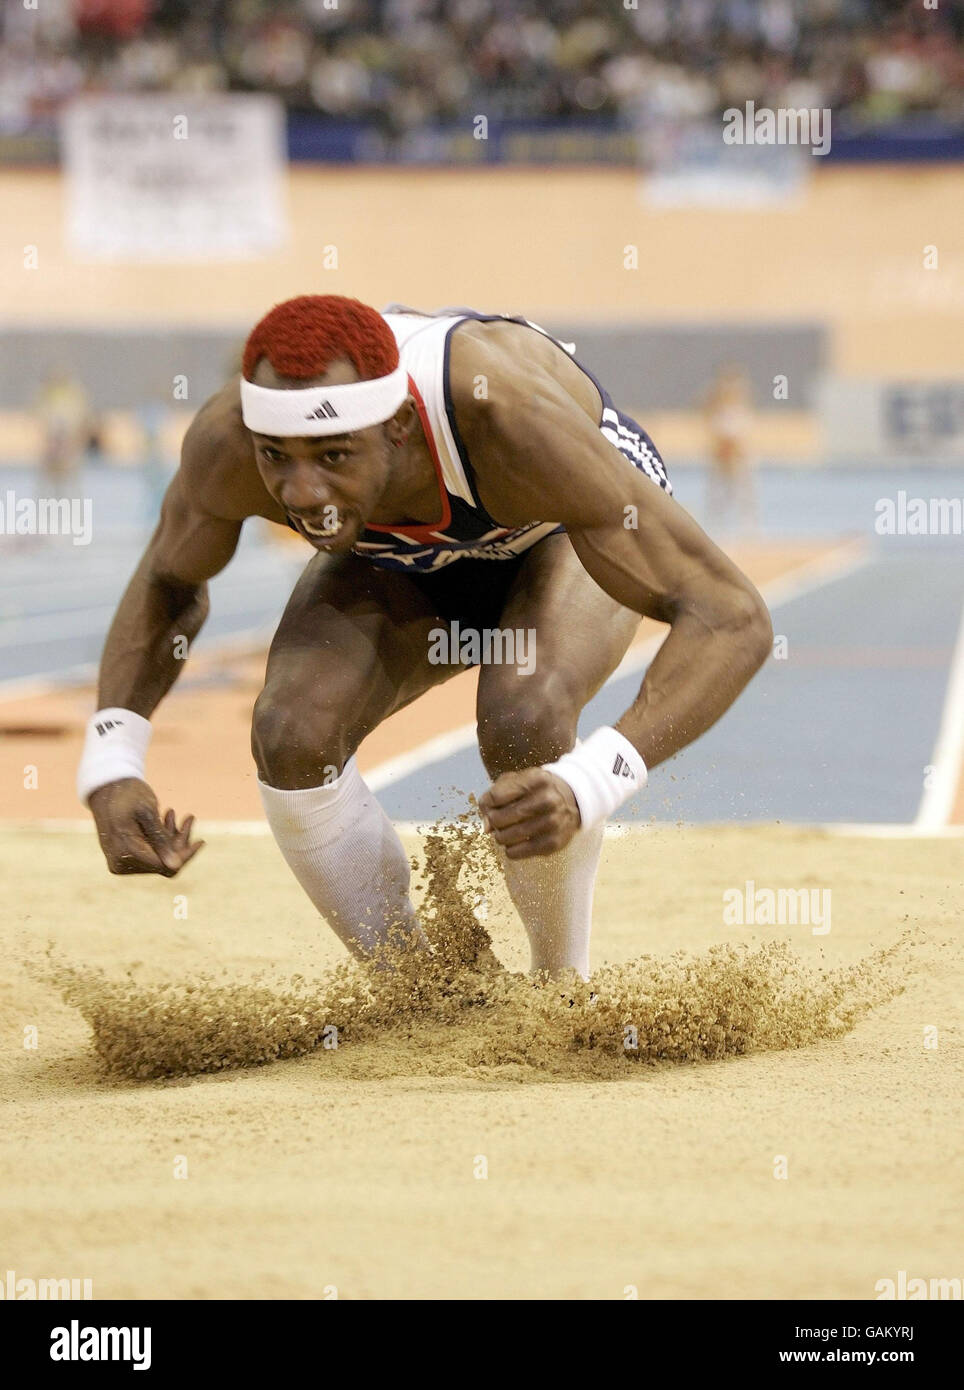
[302,517,343,539]
[293,513,352,546]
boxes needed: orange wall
[2,163,962,376]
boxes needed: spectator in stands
[0,0,960,142]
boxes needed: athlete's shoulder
[180,376,246,462]
[178,377,258,520]
[447,318,599,447]
[446,318,549,417]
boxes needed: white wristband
[77,708,152,806]
[542,726,647,830]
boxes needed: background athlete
[77,296,772,979]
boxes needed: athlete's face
[248,357,394,554]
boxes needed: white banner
[818,378,964,459]
[61,94,287,262]
[640,119,807,209]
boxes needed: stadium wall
[1,163,960,463]
[0,322,827,413]
[2,164,961,369]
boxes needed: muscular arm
[87,395,252,875]
[461,344,773,772]
[567,492,770,768]
[98,465,241,714]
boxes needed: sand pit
[1,822,960,1299]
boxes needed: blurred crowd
[1,0,962,139]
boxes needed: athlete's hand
[479,768,581,859]
[88,778,205,877]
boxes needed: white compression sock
[499,819,605,980]
[258,758,425,959]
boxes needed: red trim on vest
[365,375,453,541]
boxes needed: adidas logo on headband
[241,364,408,437]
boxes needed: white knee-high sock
[500,820,605,980]
[258,758,424,958]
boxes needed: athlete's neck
[370,426,442,526]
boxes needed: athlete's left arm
[468,362,773,851]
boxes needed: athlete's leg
[252,551,456,958]
[476,533,641,978]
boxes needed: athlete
[703,364,757,535]
[78,296,772,978]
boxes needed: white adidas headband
[240,364,409,437]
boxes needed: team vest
[351,309,670,573]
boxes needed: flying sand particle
[44,818,908,1082]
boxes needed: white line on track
[915,597,964,830]
[0,625,274,700]
[0,588,285,650]
[364,724,480,792]
[0,663,97,699]
[10,819,964,838]
[3,535,879,829]
[822,823,964,837]
[750,535,869,610]
[360,535,872,789]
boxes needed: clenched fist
[88,778,204,877]
[479,767,581,860]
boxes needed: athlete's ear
[384,396,417,448]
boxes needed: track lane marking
[361,537,871,791]
[916,597,964,830]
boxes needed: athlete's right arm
[96,467,242,714]
[86,411,245,877]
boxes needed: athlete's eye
[259,447,285,464]
[323,451,347,465]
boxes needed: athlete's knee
[251,685,352,788]
[477,674,580,778]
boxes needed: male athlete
[78,297,772,978]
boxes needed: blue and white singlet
[350,308,671,574]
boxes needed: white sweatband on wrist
[240,365,409,437]
[76,708,153,806]
[542,726,648,830]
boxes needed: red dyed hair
[242,295,399,383]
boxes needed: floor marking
[0,537,878,822]
[818,822,964,839]
[752,535,869,610]
[915,597,964,831]
[0,664,96,700]
[0,626,273,700]
[364,723,480,791]
[13,819,964,839]
[0,594,278,651]
[360,536,873,788]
